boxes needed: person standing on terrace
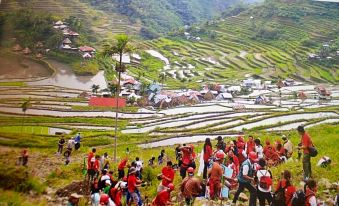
[297,125,313,180]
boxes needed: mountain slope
[84,0,261,38]
[128,0,338,88]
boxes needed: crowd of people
[63,125,335,206]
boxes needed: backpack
[258,170,272,190]
[309,146,318,157]
[291,189,306,206]
[272,183,288,206]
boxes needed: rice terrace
[0,0,338,205]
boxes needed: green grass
[0,126,49,135]
[0,82,26,87]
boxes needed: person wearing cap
[297,125,314,180]
[232,151,258,206]
[103,179,112,194]
[181,167,203,205]
[67,193,83,206]
[127,167,142,206]
[99,169,111,190]
[236,136,246,164]
[282,135,293,159]
[158,161,175,192]
[152,183,174,206]
[99,193,115,206]
[208,150,225,200]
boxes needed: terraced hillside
[0,0,140,38]
[128,0,338,88]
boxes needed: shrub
[0,165,45,194]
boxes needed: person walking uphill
[297,125,314,181]
[233,151,258,206]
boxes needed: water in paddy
[28,59,107,90]
[139,134,238,148]
[0,56,52,80]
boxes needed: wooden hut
[203,91,215,101]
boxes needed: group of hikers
[57,132,82,165]
[64,125,334,206]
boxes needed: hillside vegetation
[130,0,338,88]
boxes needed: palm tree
[21,98,31,134]
[102,34,133,162]
[91,84,100,94]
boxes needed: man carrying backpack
[256,158,273,206]
[232,151,258,206]
[291,179,317,206]
[297,126,313,181]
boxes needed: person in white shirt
[256,158,273,206]
[282,135,293,159]
[135,157,143,179]
[254,139,264,159]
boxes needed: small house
[79,46,96,54]
[82,53,92,59]
[216,92,233,101]
[315,86,331,100]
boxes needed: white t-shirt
[309,196,317,206]
[256,169,272,192]
[255,145,264,159]
[136,160,143,171]
[242,160,252,176]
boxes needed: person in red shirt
[246,135,256,154]
[127,167,142,206]
[275,140,287,162]
[118,157,128,180]
[227,149,239,174]
[157,161,175,192]
[179,145,195,179]
[203,138,213,179]
[297,125,313,180]
[236,136,246,164]
[87,148,96,178]
[274,170,296,206]
[152,183,174,206]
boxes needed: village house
[315,86,331,100]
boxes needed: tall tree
[91,84,100,94]
[102,34,133,162]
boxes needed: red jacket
[275,179,296,206]
[305,188,316,206]
[152,190,170,206]
[203,145,213,162]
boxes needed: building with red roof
[89,97,126,108]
